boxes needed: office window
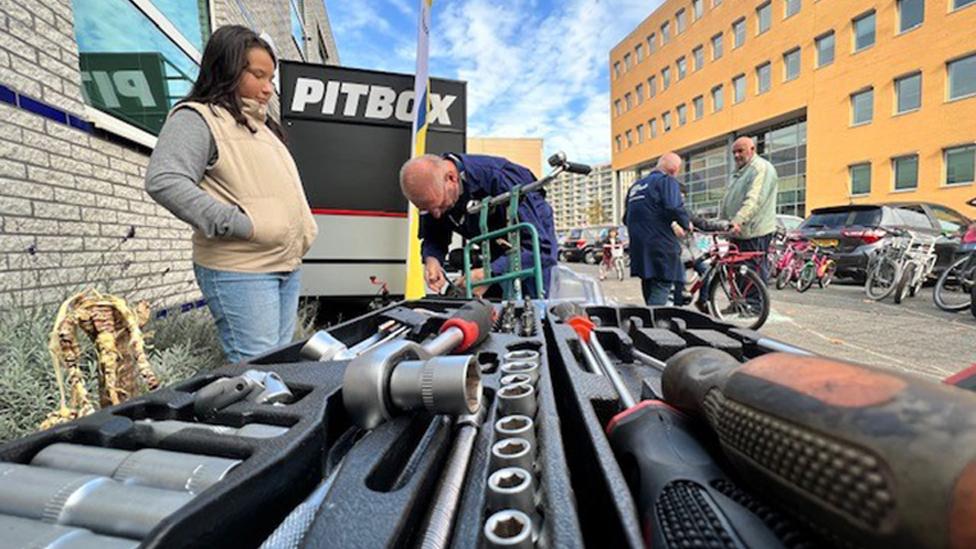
[851,88,874,125]
[955,0,976,9]
[893,155,919,190]
[733,18,746,48]
[712,85,724,111]
[648,33,658,53]
[733,74,746,103]
[946,145,976,185]
[783,48,800,81]
[624,52,633,70]
[677,103,687,125]
[677,56,687,80]
[756,62,771,94]
[694,0,704,20]
[711,33,724,61]
[636,83,644,105]
[693,96,704,119]
[613,61,621,78]
[635,43,644,62]
[626,130,634,147]
[757,2,771,34]
[693,46,704,71]
[290,0,306,59]
[895,72,921,113]
[625,92,633,110]
[898,0,924,33]
[615,135,622,152]
[637,124,645,144]
[650,118,658,138]
[614,99,621,116]
[714,0,722,5]
[948,54,976,100]
[648,76,657,97]
[663,111,672,132]
[785,0,801,18]
[850,163,871,195]
[662,67,671,89]
[853,11,876,52]
[661,21,671,44]
[72,0,210,137]
[676,9,687,34]
[816,32,835,67]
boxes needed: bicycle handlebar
[465,151,592,214]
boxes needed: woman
[146,26,317,363]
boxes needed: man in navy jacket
[623,153,691,305]
[399,153,557,298]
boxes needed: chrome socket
[0,514,139,549]
[503,350,540,364]
[389,355,481,417]
[484,509,533,549]
[487,467,535,515]
[499,361,539,386]
[494,415,536,449]
[490,437,533,473]
[134,419,288,442]
[499,373,532,387]
[497,383,537,418]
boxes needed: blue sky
[324,0,664,165]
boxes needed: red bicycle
[687,231,771,330]
[774,237,810,290]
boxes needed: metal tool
[499,361,539,386]
[499,373,532,387]
[497,383,537,418]
[300,320,408,361]
[494,415,536,449]
[0,514,139,549]
[484,509,534,549]
[519,299,535,336]
[503,349,539,363]
[500,301,517,333]
[487,467,534,515]
[343,300,493,429]
[552,302,633,407]
[193,369,293,419]
[134,419,288,441]
[490,437,533,473]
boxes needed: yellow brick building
[610,0,976,219]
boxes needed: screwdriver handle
[439,299,495,352]
[662,347,976,549]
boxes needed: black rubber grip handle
[440,299,494,351]
[564,161,592,175]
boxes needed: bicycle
[893,233,937,304]
[687,230,771,330]
[796,245,837,293]
[774,237,809,290]
[864,228,914,301]
[598,233,626,282]
[933,228,976,312]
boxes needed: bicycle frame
[689,233,766,303]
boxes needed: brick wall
[0,0,337,311]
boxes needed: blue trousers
[194,264,302,363]
[641,278,673,306]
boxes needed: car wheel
[558,250,567,262]
[584,250,598,264]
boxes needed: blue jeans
[641,278,672,306]
[194,264,302,363]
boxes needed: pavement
[566,262,976,381]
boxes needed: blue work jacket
[623,170,691,282]
[419,154,557,297]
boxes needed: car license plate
[811,239,839,248]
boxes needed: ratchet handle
[440,299,494,352]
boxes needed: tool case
[0,299,837,548]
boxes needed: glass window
[930,205,970,233]
[946,145,976,185]
[636,83,644,104]
[648,76,657,97]
[73,0,206,136]
[650,118,658,138]
[662,67,671,89]
[853,11,876,52]
[783,48,800,81]
[785,0,801,18]
[893,155,918,190]
[613,61,621,78]
[895,72,921,113]
[693,46,704,71]
[625,92,633,110]
[693,96,704,119]
[624,52,632,70]
[816,32,835,67]
[677,103,687,125]
[661,21,671,44]
[948,54,976,100]
[898,0,924,32]
[851,89,873,124]
[850,163,871,195]
[663,111,672,131]
[615,135,622,151]
[733,18,746,48]
[955,0,976,9]
[635,43,644,62]
[733,74,746,103]
[676,9,687,34]
[648,33,657,53]
[893,206,933,229]
[756,62,771,93]
[677,56,687,79]
[714,0,722,6]
[290,0,306,59]
[712,85,724,111]
[637,124,645,144]
[694,0,704,19]
[757,2,771,34]
[614,99,622,116]
[712,33,723,60]
[626,130,633,147]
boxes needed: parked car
[776,214,804,234]
[558,225,628,264]
[794,202,971,281]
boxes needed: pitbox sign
[280,62,466,214]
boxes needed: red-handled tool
[425,299,495,355]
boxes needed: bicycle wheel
[707,264,770,330]
[819,260,837,289]
[615,257,625,281]
[865,256,902,301]
[775,265,793,290]
[796,262,816,293]
[933,254,975,312]
[894,262,916,304]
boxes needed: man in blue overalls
[399,153,558,299]
[623,153,691,306]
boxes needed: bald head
[399,154,461,218]
[732,137,756,168]
[656,152,683,177]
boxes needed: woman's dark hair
[181,25,287,142]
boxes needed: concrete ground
[567,262,976,381]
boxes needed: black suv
[558,225,628,264]
[795,202,971,281]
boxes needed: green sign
[79,52,173,135]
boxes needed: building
[610,0,976,220]
[0,1,337,309]
[549,163,614,230]
[466,137,543,177]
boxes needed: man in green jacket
[719,136,778,282]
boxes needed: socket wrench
[134,419,288,442]
[499,362,539,386]
[484,509,534,549]
[486,467,535,515]
[489,437,533,473]
[494,415,536,449]
[497,383,537,418]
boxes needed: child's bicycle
[774,237,810,290]
[687,228,771,330]
[795,244,837,293]
[598,232,626,282]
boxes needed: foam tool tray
[544,304,829,549]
